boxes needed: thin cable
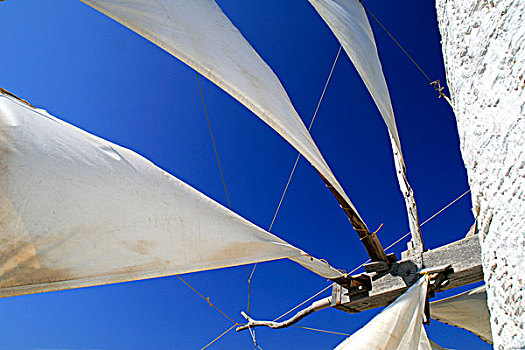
[268,45,343,232]
[420,189,470,227]
[195,71,232,209]
[175,275,239,326]
[292,325,351,337]
[245,265,252,315]
[273,283,334,322]
[361,3,432,83]
[244,47,343,347]
[270,188,472,326]
[361,1,452,105]
[196,71,253,346]
[200,323,237,350]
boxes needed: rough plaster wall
[435,0,524,348]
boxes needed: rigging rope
[247,44,343,301]
[271,189,471,330]
[175,275,240,326]
[273,283,334,322]
[361,1,453,107]
[245,46,342,349]
[195,71,258,348]
[195,71,232,209]
[349,189,471,274]
[200,323,237,350]
[191,40,468,346]
[292,325,351,337]
[268,45,343,233]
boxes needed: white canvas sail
[335,276,431,350]
[431,285,493,344]
[79,0,363,226]
[308,0,402,153]
[420,335,448,350]
[0,90,342,298]
[308,0,425,251]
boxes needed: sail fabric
[0,91,342,298]
[431,285,493,344]
[309,0,424,252]
[428,340,447,350]
[420,334,448,350]
[335,276,430,350]
[308,0,402,153]
[79,0,363,226]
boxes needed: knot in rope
[430,80,446,99]
[205,297,213,308]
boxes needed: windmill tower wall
[435,0,524,348]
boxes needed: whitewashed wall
[435,0,524,348]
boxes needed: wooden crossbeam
[331,234,483,313]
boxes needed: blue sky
[0,0,490,349]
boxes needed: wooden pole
[332,234,483,313]
[389,133,424,261]
[319,173,389,262]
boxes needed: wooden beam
[331,234,483,313]
[389,134,424,259]
[318,172,389,262]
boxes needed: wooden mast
[388,134,425,260]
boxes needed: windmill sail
[79,0,365,231]
[431,285,493,344]
[308,0,424,252]
[0,90,342,298]
[335,276,437,350]
[308,0,402,153]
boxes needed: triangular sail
[308,0,424,252]
[335,276,430,350]
[308,0,402,153]
[431,285,493,344]
[0,91,341,298]
[79,0,365,231]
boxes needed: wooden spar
[332,234,483,313]
[237,235,483,332]
[389,133,424,258]
[317,172,389,262]
[316,133,424,264]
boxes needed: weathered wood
[364,261,390,273]
[389,134,424,259]
[236,298,331,332]
[318,172,389,262]
[331,273,371,292]
[331,235,483,313]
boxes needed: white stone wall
[435,0,524,348]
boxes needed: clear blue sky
[0,0,489,349]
